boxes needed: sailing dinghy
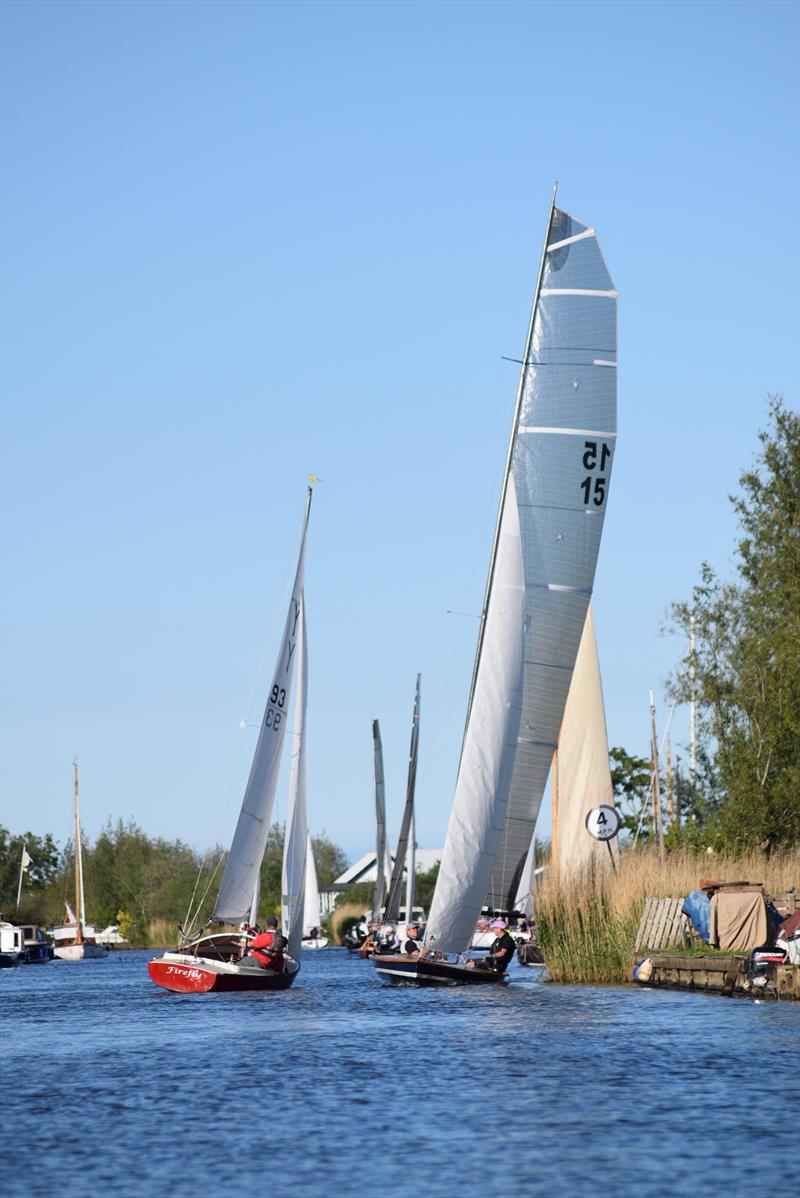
[375,192,617,986]
[148,490,313,994]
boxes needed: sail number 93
[265,685,286,731]
[580,440,611,507]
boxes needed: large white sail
[487,205,617,909]
[303,834,322,936]
[424,482,525,955]
[281,601,308,959]
[553,604,614,873]
[213,496,311,923]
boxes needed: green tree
[0,827,61,920]
[609,746,652,841]
[668,397,800,852]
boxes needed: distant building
[320,848,443,914]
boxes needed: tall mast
[460,184,558,752]
[73,759,84,944]
[649,692,665,860]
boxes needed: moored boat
[0,921,25,967]
[49,763,106,961]
[16,924,54,964]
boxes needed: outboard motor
[742,944,788,990]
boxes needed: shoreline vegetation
[536,846,799,984]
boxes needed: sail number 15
[580,440,612,507]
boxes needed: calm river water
[2,948,798,1197]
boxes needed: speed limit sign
[585,805,621,841]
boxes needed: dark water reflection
[2,949,798,1197]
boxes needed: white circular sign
[585,805,621,841]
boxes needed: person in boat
[378,924,400,953]
[403,924,422,957]
[484,919,516,972]
[247,916,286,971]
[468,919,516,973]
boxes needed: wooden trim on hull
[372,954,510,987]
[148,953,299,994]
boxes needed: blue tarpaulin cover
[682,890,712,942]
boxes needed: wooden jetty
[633,952,800,1000]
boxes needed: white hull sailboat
[149,489,314,995]
[376,191,617,986]
[50,763,106,962]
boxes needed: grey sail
[383,674,421,924]
[486,205,617,910]
[372,720,388,919]
[213,491,312,924]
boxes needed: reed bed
[536,846,800,985]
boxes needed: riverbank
[536,846,800,985]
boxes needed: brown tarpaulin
[708,890,768,951]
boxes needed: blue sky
[1,0,797,864]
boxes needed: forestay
[487,206,617,909]
[213,498,311,924]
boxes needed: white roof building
[320,849,443,913]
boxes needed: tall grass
[536,846,800,984]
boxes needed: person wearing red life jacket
[248,916,286,971]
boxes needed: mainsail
[487,203,618,910]
[552,603,615,874]
[282,601,308,960]
[425,197,617,954]
[383,675,421,924]
[372,720,388,919]
[213,492,312,924]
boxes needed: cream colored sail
[553,604,614,873]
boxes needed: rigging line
[181,851,212,941]
[190,852,225,931]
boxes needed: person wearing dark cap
[248,916,286,971]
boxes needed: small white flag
[21,847,32,873]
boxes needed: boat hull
[53,943,106,960]
[148,952,300,994]
[301,938,328,949]
[373,954,510,987]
